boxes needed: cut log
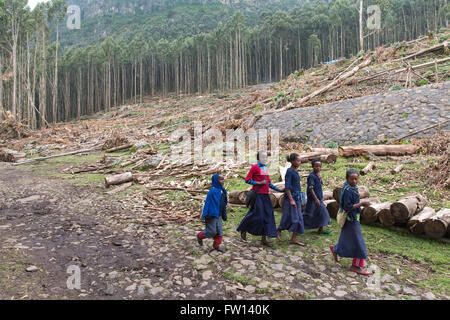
[323,191,333,201]
[360,161,376,175]
[391,194,426,224]
[228,190,247,205]
[104,143,133,153]
[395,41,448,61]
[319,154,337,164]
[333,185,370,203]
[338,145,419,157]
[298,152,337,164]
[391,164,404,175]
[269,193,279,208]
[0,149,26,162]
[362,202,392,224]
[324,200,339,219]
[13,145,102,166]
[306,147,339,155]
[407,207,436,235]
[273,193,284,208]
[424,208,450,239]
[378,207,396,227]
[105,172,133,188]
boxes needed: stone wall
[255,81,450,146]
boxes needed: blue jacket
[201,173,228,221]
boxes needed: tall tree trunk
[52,24,59,124]
[39,27,47,128]
[359,0,364,52]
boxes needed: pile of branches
[0,111,31,140]
[412,132,450,155]
[414,132,450,189]
[102,131,129,150]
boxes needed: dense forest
[0,0,449,129]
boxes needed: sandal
[276,230,282,241]
[196,233,203,246]
[330,245,339,262]
[290,240,306,247]
[318,230,332,235]
[350,265,370,276]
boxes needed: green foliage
[416,79,429,86]
[390,84,403,91]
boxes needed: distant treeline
[0,0,449,129]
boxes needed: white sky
[27,0,51,11]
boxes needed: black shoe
[240,231,247,241]
[214,246,225,253]
[197,233,203,246]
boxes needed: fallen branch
[104,143,133,153]
[13,145,102,166]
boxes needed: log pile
[0,149,26,162]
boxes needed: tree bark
[407,207,436,235]
[105,172,133,188]
[325,200,339,219]
[391,194,426,224]
[391,164,404,174]
[362,202,392,223]
[228,190,247,204]
[424,208,450,239]
[338,145,420,157]
[360,161,376,175]
[378,206,396,227]
[333,185,369,203]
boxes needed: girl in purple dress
[330,169,371,276]
[303,160,331,234]
[276,153,306,246]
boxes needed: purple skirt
[237,194,277,238]
[277,198,304,234]
[334,220,368,259]
[303,200,330,229]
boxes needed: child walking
[330,169,371,275]
[197,172,228,252]
[237,150,283,248]
[276,153,306,246]
[303,160,331,234]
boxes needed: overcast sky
[27,0,51,11]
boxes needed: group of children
[197,150,371,275]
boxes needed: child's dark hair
[346,169,359,179]
[311,159,321,167]
[286,153,300,163]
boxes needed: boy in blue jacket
[196,172,227,252]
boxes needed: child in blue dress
[277,153,306,246]
[197,172,228,252]
[330,169,371,275]
[303,160,331,234]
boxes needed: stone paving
[255,82,450,145]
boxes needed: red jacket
[245,164,273,194]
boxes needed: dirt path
[0,160,447,300]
